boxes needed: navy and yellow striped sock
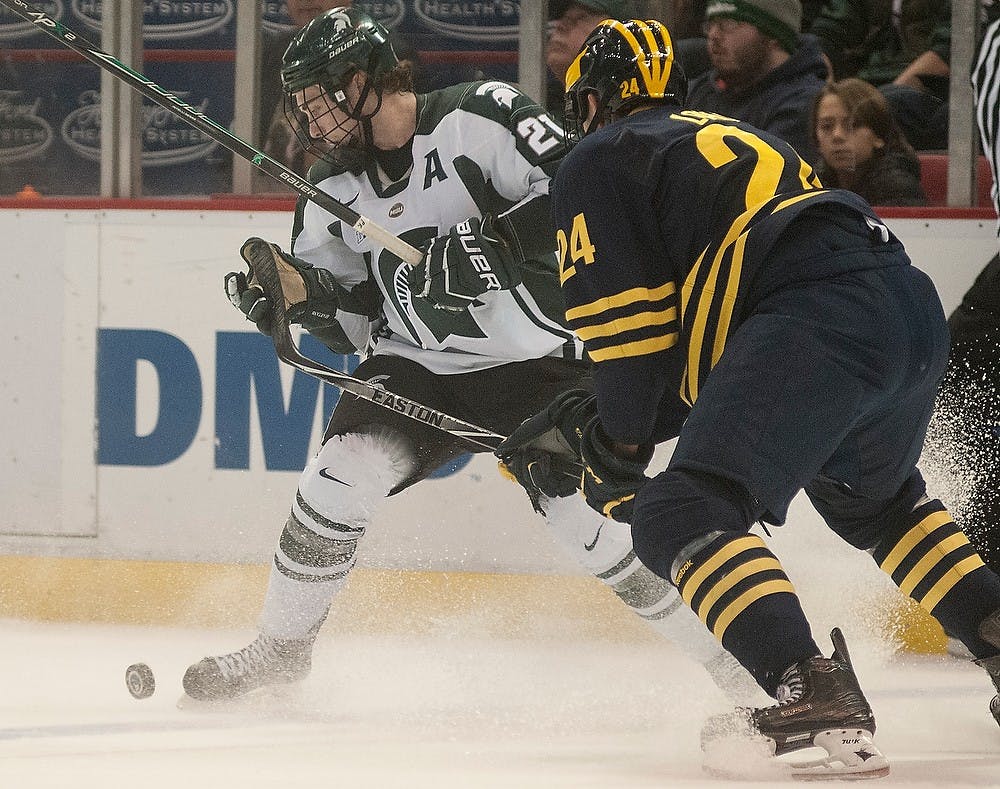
[874,498,1000,658]
[674,532,819,695]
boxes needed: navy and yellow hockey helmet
[564,18,687,143]
[281,7,398,96]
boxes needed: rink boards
[0,205,994,649]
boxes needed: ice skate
[182,633,312,702]
[701,628,889,780]
[974,607,1000,728]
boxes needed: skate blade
[786,729,889,781]
[176,683,300,713]
[176,693,248,713]
[703,728,889,781]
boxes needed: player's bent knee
[631,467,757,582]
[299,427,418,521]
[806,471,926,550]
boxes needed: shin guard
[542,495,759,701]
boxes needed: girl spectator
[810,77,926,206]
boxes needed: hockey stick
[1,0,423,266]
[6,0,510,452]
[242,238,506,451]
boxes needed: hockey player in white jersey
[182,7,756,702]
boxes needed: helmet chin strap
[339,74,383,145]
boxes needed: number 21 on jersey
[557,212,596,284]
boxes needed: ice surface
[2,614,998,788]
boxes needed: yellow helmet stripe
[606,19,673,97]
[566,17,618,89]
[564,47,587,90]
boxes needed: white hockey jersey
[289,80,582,375]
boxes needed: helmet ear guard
[564,18,687,144]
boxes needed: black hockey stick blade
[241,238,505,452]
[0,0,422,266]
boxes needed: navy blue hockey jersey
[552,106,908,443]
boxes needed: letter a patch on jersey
[423,148,448,189]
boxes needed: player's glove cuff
[227,238,343,335]
[495,389,595,514]
[580,419,652,524]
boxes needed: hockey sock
[260,429,416,640]
[873,498,1000,658]
[540,495,759,701]
[674,532,819,696]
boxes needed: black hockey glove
[225,238,341,336]
[407,216,521,312]
[579,419,652,524]
[495,389,595,515]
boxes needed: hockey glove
[495,389,595,514]
[407,216,520,312]
[579,418,652,524]
[225,238,342,336]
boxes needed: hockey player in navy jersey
[498,18,1000,778]
[182,8,755,704]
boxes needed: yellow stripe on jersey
[567,280,679,362]
[573,306,678,341]
[772,190,829,214]
[712,231,747,367]
[586,333,679,362]
[565,280,677,321]
[800,157,823,188]
[682,205,757,403]
[680,190,831,404]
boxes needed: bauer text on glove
[406,216,521,311]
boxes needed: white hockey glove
[407,216,520,312]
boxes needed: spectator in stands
[808,0,951,151]
[810,78,925,206]
[685,0,827,161]
[545,0,628,115]
[670,0,826,82]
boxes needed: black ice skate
[702,628,889,780]
[973,607,1000,728]
[182,633,312,702]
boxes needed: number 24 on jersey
[557,212,596,284]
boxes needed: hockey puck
[125,663,155,699]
